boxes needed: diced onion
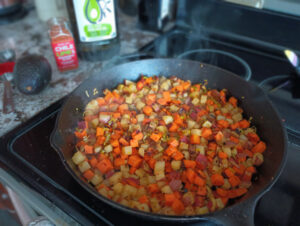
[123,146,133,155]
[162,115,173,125]
[200,95,207,104]
[72,151,85,165]
[99,114,111,123]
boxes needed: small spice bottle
[48,17,79,72]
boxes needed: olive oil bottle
[67,0,120,61]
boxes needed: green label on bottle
[72,0,117,42]
[84,24,112,37]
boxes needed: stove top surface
[1,28,300,226]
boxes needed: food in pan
[72,76,266,215]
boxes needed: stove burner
[177,49,252,81]
[259,75,300,136]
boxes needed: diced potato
[222,179,231,189]
[113,182,124,194]
[136,203,150,212]
[109,172,122,185]
[187,120,196,129]
[216,198,224,209]
[122,146,132,155]
[72,151,85,165]
[179,142,189,150]
[231,148,237,156]
[223,147,232,157]
[200,95,207,104]
[157,181,166,188]
[136,101,146,110]
[161,185,172,194]
[202,120,212,128]
[104,144,113,153]
[91,174,103,186]
[171,160,181,171]
[156,173,165,181]
[85,99,99,112]
[253,152,264,166]
[136,187,147,197]
[184,206,195,215]
[154,161,165,175]
[119,198,129,206]
[138,147,145,157]
[156,144,164,152]
[135,168,145,178]
[195,206,209,215]
[195,145,205,155]
[147,175,156,184]
[94,146,102,153]
[150,198,161,213]
[78,161,91,173]
[192,97,200,105]
[162,115,173,125]
[232,113,243,122]
[191,129,202,136]
[140,143,149,149]
[136,114,145,122]
[157,125,167,134]
[122,184,137,198]
[217,115,226,120]
[170,105,179,112]
[99,114,111,123]
[91,118,99,128]
[183,192,195,205]
[98,188,109,197]
[153,153,163,159]
[161,80,171,90]
[183,151,190,160]
[140,177,148,186]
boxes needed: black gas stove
[1,1,300,225]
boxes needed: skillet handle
[206,196,259,226]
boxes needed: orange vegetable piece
[247,132,260,144]
[96,158,113,174]
[216,188,228,197]
[224,168,235,178]
[230,122,239,130]
[197,186,207,196]
[229,97,237,107]
[230,136,239,144]
[229,175,241,187]
[194,176,205,186]
[228,188,247,198]
[114,158,125,168]
[171,199,184,214]
[138,195,149,204]
[165,146,177,156]
[75,130,87,139]
[218,151,228,159]
[83,169,95,180]
[150,132,162,142]
[111,139,120,147]
[132,132,143,141]
[183,160,196,169]
[218,119,229,128]
[119,137,129,146]
[128,155,143,168]
[186,168,196,183]
[148,184,159,193]
[211,174,225,186]
[143,106,153,116]
[239,119,250,128]
[130,139,139,148]
[190,134,201,144]
[96,127,104,137]
[201,128,212,139]
[96,97,106,106]
[168,138,179,147]
[215,132,224,142]
[169,123,179,132]
[148,158,156,169]
[113,147,121,155]
[251,141,266,153]
[129,167,137,174]
[89,157,98,168]
[165,193,176,206]
[172,151,184,160]
[84,145,93,154]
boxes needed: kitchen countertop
[0,8,158,136]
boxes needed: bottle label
[72,0,117,42]
[52,40,78,71]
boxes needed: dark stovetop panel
[1,28,300,225]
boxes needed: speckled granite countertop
[0,9,157,136]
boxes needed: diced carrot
[84,145,93,154]
[132,132,143,141]
[131,118,137,124]
[150,132,162,142]
[251,141,266,153]
[157,98,167,105]
[96,97,106,106]
[96,127,104,137]
[96,158,113,174]
[113,147,121,155]
[83,169,95,180]
[218,120,229,128]
[138,195,149,204]
[229,175,241,187]
[128,155,143,168]
[172,151,184,160]
[119,137,129,146]
[218,151,228,159]
[190,134,201,144]
[230,122,239,130]
[169,123,178,132]
[229,97,237,107]
[75,130,87,139]
[168,138,179,147]
[171,199,184,214]
[197,109,208,117]
[186,168,196,183]
[129,167,137,174]
[247,132,260,144]
[201,128,212,139]
[165,146,177,156]
[216,188,228,197]
[165,193,176,205]
[130,139,139,148]
[208,142,217,151]
[197,186,207,196]
[110,139,119,147]
[230,136,239,144]
[233,164,246,175]
[148,184,159,193]
[245,149,253,157]
[118,104,128,113]
[224,168,235,178]
[89,157,98,168]
[246,166,256,173]
[194,176,205,186]
[113,112,121,119]
[148,158,156,169]
[215,131,224,142]
[211,174,224,186]
[136,81,144,90]
[239,119,250,128]
[173,113,183,126]
[228,188,247,198]
[114,158,125,168]
[143,106,153,116]
[183,160,196,169]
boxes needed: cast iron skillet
[50,59,287,226]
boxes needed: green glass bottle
[67,0,120,61]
